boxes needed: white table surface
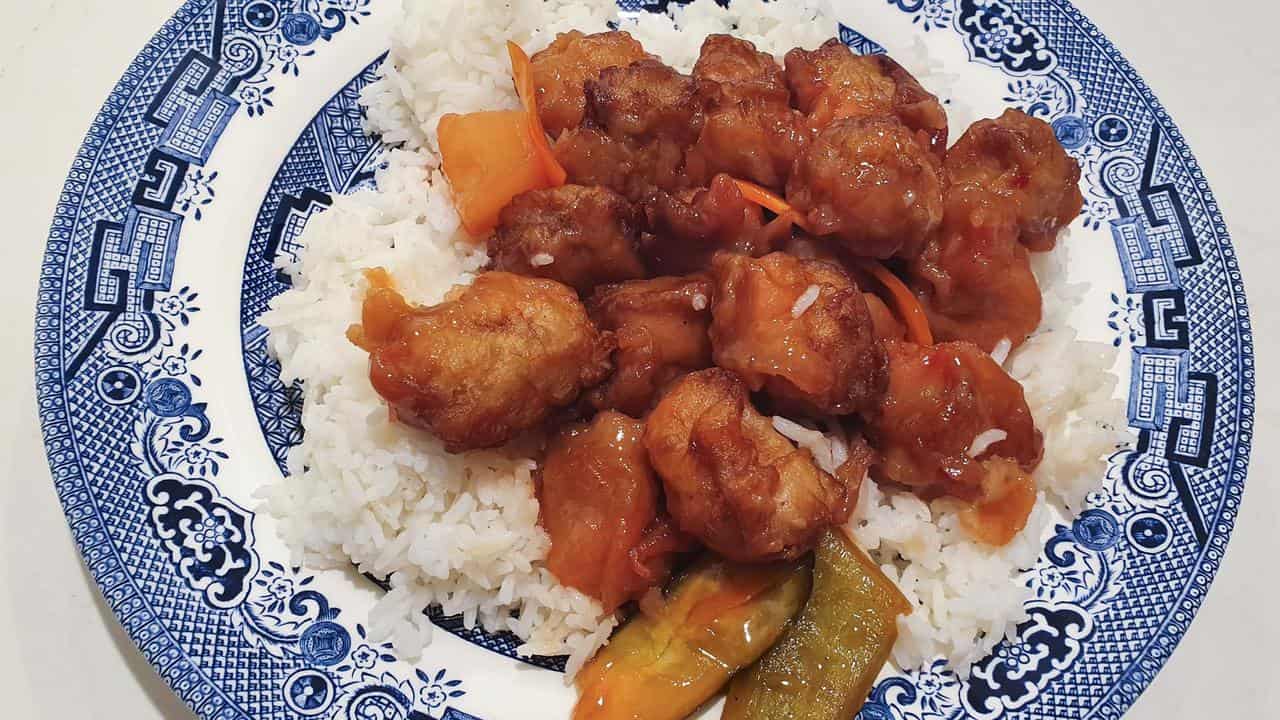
[1,1,1276,717]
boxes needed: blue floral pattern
[888,0,954,31]
[229,0,372,117]
[157,287,201,326]
[32,2,1254,720]
[175,169,217,220]
[145,472,258,609]
[954,0,1056,75]
[1109,292,1146,347]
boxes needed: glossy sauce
[539,411,674,612]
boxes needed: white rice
[791,284,821,317]
[990,337,1012,365]
[966,429,1008,458]
[772,416,847,474]
[263,0,1126,682]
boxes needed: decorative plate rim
[32,1,1255,719]
[1044,1,1254,711]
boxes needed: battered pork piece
[643,368,858,562]
[538,411,680,612]
[910,183,1043,351]
[691,34,790,103]
[709,252,885,417]
[786,116,944,259]
[529,30,650,138]
[587,275,714,417]
[906,109,1078,349]
[784,39,948,154]
[552,127,646,199]
[556,60,710,200]
[642,174,788,275]
[351,271,612,452]
[554,127,698,201]
[945,109,1083,251]
[867,340,1042,543]
[686,35,808,189]
[587,58,713,146]
[564,58,716,198]
[489,185,646,293]
[685,98,810,191]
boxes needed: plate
[34,1,1253,718]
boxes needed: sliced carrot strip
[729,178,811,233]
[507,41,567,187]
[858,259,933,346]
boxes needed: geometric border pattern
[34,2,1254,719]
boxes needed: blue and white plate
[34,1,1253,718]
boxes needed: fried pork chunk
[586,58,713,147]
[641,174,787,275]
[784,39,948,153]
[709,252,885,416]
[644,369,859,562]
[351,271,611,452]
[909,183,1043,351]
[906,109,1080,350]
[685,35,808,190]
[556,59,715,200]
[786,116,944,259]
[530,30,650,138]
[944,109,1083,251]
[586,274,714,417]
[691,34,790,103]
[489,185,645,293]
[869,340,1042,490]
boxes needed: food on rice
[785,115,945,259]
[438,108,559,235]
[530,30,651,139]
[538,411,690,612]
[708,251,885,416]
[641,174,787,275]
[910,108,1085,351]
[586,273,715,417]
[258,0,1128,711]
[489,184,646,292]
[944,108,1085,253]
[722,529,910,720]
[868,340,1043,500]
[643,368,865,563]
[784,38,949,154]
[685,35,807,191]
[348,269,613,452]
[574,555,813,720]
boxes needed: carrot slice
[507,41,567,187]
[729,178,811,233]
[857,259,933,346]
